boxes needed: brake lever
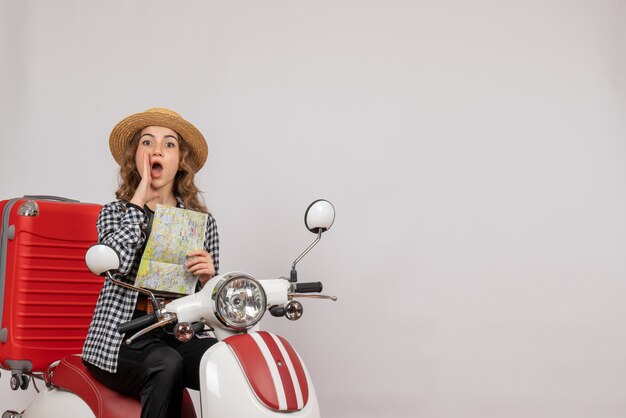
[289,293,337,301]
[125,315,177,345]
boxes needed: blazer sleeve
[204,212,220,275]
[96,201,147,276]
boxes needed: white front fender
[199,339,320,418]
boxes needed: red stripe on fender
[278,335,309,406]
[225,334,280,410]
[258,332,298,410]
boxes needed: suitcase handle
[22,195,79,203]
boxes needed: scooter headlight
[212,274,267,330]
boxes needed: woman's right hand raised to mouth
[130,152,159,208]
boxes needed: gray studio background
[1,1,626,417]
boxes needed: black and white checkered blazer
[81,200,219,373]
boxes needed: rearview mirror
[291,199,335,282]
[304,199,335,233]
[85,244,120,276]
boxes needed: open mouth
[151,162,163,178]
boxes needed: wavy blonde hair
[115,131,208,213]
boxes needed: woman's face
[134,126,180,190]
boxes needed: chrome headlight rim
[211,273,267,331]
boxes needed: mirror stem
[105,271,159,312]
[290,230,323,282]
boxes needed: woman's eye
[165,142,177,148]
[141,139,152,146]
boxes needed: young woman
[82,108,219,418]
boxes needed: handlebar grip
[294,281,323,293]
[118,313,158,335]
[192,322,206,334]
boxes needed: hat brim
[109,110,207,173]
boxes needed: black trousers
[84,318,217,418]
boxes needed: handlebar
[118,280,329,336]
[294,281,323,293]
[118,313,158,334]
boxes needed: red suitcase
[0,196,102,383]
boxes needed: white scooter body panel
[199,340,320,418]
[22,386,95,418]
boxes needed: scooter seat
[51,355,197,418]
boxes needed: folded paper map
[135,204,208,295]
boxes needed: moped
[2,199,336,418]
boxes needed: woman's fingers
[186,258,214,271]
[187,263,215,276]
[186,251,214,267]
[142,152,151,180]
[131,152,159,206]
[188,269,214,277]
[186,250,215,276]
[187,249,210,258]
